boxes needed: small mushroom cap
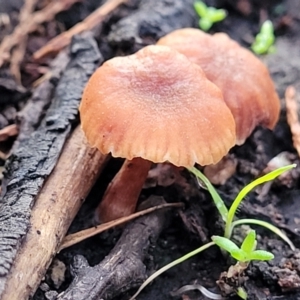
[79,45,236,167]
[157,28,280,145]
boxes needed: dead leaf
[0,124,18,141]
[204,154,237,185]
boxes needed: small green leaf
[251,20,276,55]
[231,249,249,262]
[237,287,248,300]
[194,1,207,17]
[199,18,213,31]
[208,8,227,22]
[261,20,274,35]
[241,230,256,253]
[194,1,227,31]
[225,164,296,238]
[212,236,239,253]
[189,167,228,221]
[248,250,274,261]
[232,218,295,251]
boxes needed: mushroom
[157,28,280,145]
[79,45,236,222]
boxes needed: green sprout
[189,163,296,249]
[128,164,296,300]
[194,1,227,31]
[251,20,276,55]
[236,287,248,300]
[212,230,274,263]
[212,230,274,299]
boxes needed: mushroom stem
[97,157,152,223]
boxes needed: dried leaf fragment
[285,86,300,157]
[0,124,18,142]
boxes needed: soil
[1,0,300,300]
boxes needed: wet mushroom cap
[79,45,236,167]
[157,28,280,145]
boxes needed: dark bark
[108,0,197,48]
[58,196,168,300]
[0,32,102,295]
[13,50,70,150]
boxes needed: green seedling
[189,164,296,249]
[236,287,248,300]
[194,1,227,31]
[212,230,274,263]
[212,230,274,299]
[128,164,296,300]
[251,20,276,55]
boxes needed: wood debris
[0,33,102,297]
[59,202,183,251]
[0,0,83,67]
[2,127,108,300]
[33,0,128,60]
[204,154,237,185]
[58,196,169,300]
[9,0,38,83]
[285,86,300,157]
[0,124,18,142]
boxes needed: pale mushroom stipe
[79,45,236,222]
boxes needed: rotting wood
[33,0,129,60]
[12,50,70,151]
[59,202,183,251]
[2,127,109,300]
[0,0,83,67]
[9,0,38,83]
[0,33,102,296]
[108,0,197,47]
[0,76,27,105]
[58,196,168,300]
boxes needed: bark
[2,127,108,300]
[58,196,168,300]
[108,0,197,47]
[0,32,102,297]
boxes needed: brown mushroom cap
[157,28,280,145]
[79,45,236,167]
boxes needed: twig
[0,0,83,67]
[285,86,300,157]
[33,0,128,60]
[59,202,184,251]
[58,196,170,300]
[0,124,18,142]
[9,0,38,84]
[2,127,109,300]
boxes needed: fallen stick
[12,50,70,151]
[9,0,38,83]
[59,202,183,251]
[0,0,83,67]
[2,127,108,300]
[58,196,168,300]
[33,0,128,60]
[0,33,102,296]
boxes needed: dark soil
[1,0,300,299]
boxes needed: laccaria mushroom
[80,45,236,222]
[157,28,280,145]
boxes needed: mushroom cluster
[157,28,280,144]
[79,28,280,223]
